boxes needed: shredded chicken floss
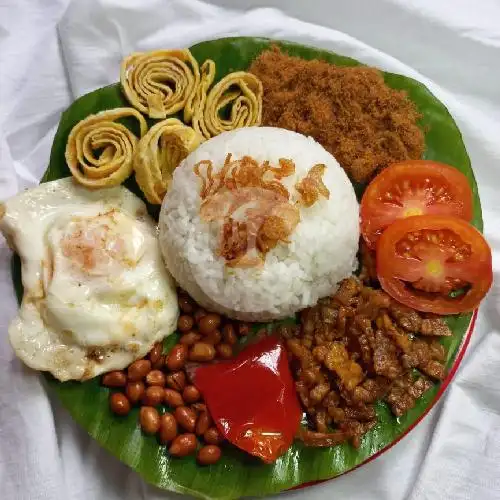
[249,47,425,183]
[194,154,330,267]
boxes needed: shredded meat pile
[249,47,425,183]
[281,276,451,448]
[194,154,329,267]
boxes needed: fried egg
[0,178,178,381]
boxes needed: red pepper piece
[193,335,301,463]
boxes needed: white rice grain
[159,127,359,321]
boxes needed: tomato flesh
[361,161,473,249]
[394,228,471,293]
[377,215,492,315]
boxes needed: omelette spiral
[65,108,147,189]
[121,49,200,119]
[134,118,204,204]
[185,59,216,139]
[202,71,263,138]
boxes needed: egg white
[1,178,178,381]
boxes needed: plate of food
[1,37,492,499]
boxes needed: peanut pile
[102,291,250,465]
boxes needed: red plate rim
[290,308,478,492]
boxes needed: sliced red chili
[193,335,302,463]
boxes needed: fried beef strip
[283,277,448,448]
[385,373,433,417]
[389,302,452,337]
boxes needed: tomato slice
[361,161,473,249]
[376,215,492,315]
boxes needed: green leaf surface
[11,37,481,499]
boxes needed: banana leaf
[10,37,481,499]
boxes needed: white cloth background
[1,1,500,499]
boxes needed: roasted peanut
[166,371,186,392]
[127,359,151,381]
[197,445,222,465]
[159,413,178,443]
[189,342,216,362]
[203,427,222,445]
[198,313,221,336]
[195,411,212,436]
[164,388,184,407]
[205,330,222,345]
[151,354,166,370]
[125,381,145,404]
[192,403,207,413]
[222,324,238,345]
[145,370,166,387]
[139,406,161,434]
[166,344,188,371]
[109,393,131,416]
[169,433,197,457]
[148,342,163,365]
[182,385,201,404]
[194,308,207,323]
[102,370,127,388]
[216,343,233,359]
[174,406,197,433]
[178,295,194,314]
[179,331,202,345]
[142,386,164,406]
[177,315,194,332]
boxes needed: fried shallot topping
[194,154,329,267]
[295,164,330,207]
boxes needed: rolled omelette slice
[65,107,147,189]
[121,49,200,119]
[203,71,263,137]
[185,59,216,139]
[134,118,204,204]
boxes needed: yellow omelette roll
[65,108,147,189]
[185,59,216,139]
[203,71,263,137]
[121,49,200,119]
[134,118,204,204]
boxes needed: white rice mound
[159,127,359,321]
